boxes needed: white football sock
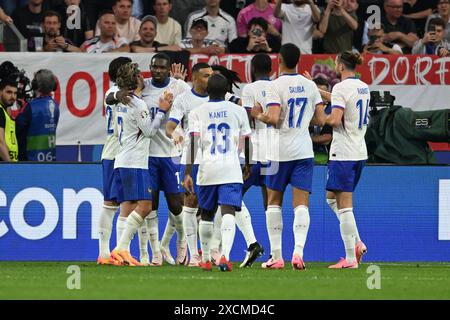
[339,208,358,263]
[328,199,361,243]
[293,205,310,258]
[116,216,127,249]
[183,206,199,257]
[146,210,160,254]
[98,205,118,259]
[199,220,214,262]
[117,211,143,251]
[138,224,149,261]
[161,212,176,249]
[221,214,236,261]
[266,205,283,260]
[172,211,186,244]
[235,201,257,248]
[210,207,222,251]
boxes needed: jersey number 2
[117,116,124,145]
[208,123,230,155]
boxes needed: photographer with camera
[15,69,60,162]
[228,17,280,53]
[412,17,450,56]
[363,24,403,55]
[42,10,81,52]
[0,79,18,162]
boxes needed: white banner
[1,53,448,145]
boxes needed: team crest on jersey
[141,110,149,119]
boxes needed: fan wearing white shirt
[97,57,131,266]
[166,62,213,267]
[326,51,369,269]
[252,43,326,271]
[184,74,252,272]
[108,62,172,267]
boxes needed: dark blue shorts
[148,157,181,194]
[112,168,152,203]
[243,161,267,190]
[102,159,116,201]
[265,158,314,193]
[326,160,366,192]
[179,164,199,195]
[198,183,243,212]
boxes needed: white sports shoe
[140,256,150,266]
[150,251,163,266]
[210,248,221,266]
[160,246,176,265]
[188,254,201,267]
[176,241,188,265]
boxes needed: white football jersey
[241,79,271,163]
[189,100,252,186]
[329,78,370,161]
[114,95,153,169]
[168,88,209,164]
[101,85,120,160]
[142,77,191,157]
[265,74,323,161]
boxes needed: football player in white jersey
[97,57,131,266]
[140,53,191,266]
[108,62,172,266]
[166,62,213,267]
[184,74,252,272]
[326,51,369,269]
[208,64,264,267]
[252,43,325,270]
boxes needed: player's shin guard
[266,205,283,260]
[116,216,127,250]
[183,206,199,257]
[293,205,310,258]
[98,205,118,259]
[235,201,257,248]
[339,208,358,263]
[221,214,236,261]
[172,210,186,242]
[326,198,340,221]
[117,211,144,251]
[146,210,160,254]
[199,220,214,262]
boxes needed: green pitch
[1,262,450,300]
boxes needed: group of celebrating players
[96,42,369,271]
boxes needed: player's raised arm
[326,83,345,128]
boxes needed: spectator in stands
[81,10,129,53]
[12,0,47,51]
[153,0,182,45]
[425,0,450,43]
[319,0,358,54]
[42,11,81,52]
[0,6,13,24]
[84,0,115,30]
[221,0,253,20]
[274,0,320,54]
[179,18,225,54]
[381,0,419,53]
[228,16,280,53]
[412,17,450,56]
[58,0,94,47]
[237,0,281,39]
[363,24,402,55]
[403,0,438,37]
[170,0,204,27]
[0,79,18,161]
[15,69,60,161]
[95,0,141,43]
[185,0,238,46]
[130,15,181,52]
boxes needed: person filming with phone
[412,18,450,56]
[363,24,403,55]
[228,17,281,53]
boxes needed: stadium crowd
[0,0,449,56]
